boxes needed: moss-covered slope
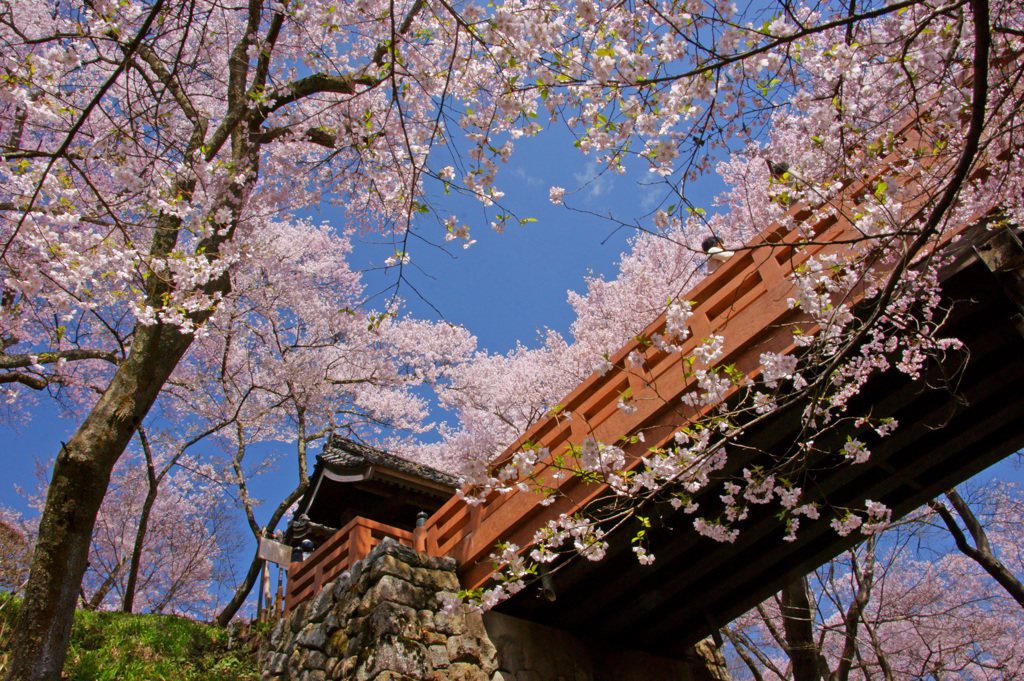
[0,596,259,680]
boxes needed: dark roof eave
[320,436,460,490]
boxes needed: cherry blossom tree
[1,0,502,673]
[930,485,1024,609]
[157,217,475,624]
[722,484,1024,680]
[0,508,31,593]
[2,0,1023,677]
[1,448,238,618]
[114,426,212,614]
[80,446,240,618]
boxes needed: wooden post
[262,560,271,622]
[414,510,428,553]
[469,501,483,532]
[426,522,439,555]
[413,526,426,553]
[276,564,284,619]
[351,521,372,565]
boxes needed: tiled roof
[320,435,459,490]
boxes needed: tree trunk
[122,428,164,614]
[684,637,733,681]
[780,577,823,681]
[83,557,126,611]
[122,477,159,613]
[4,322,195,681]
[216,550,265,627]
[832,543,874,681]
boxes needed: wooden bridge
[285,135,1024,658]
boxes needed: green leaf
[874,179,888,200]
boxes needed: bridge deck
[493,230,1024,656]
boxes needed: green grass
[0,595,260,680]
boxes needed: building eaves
[321,435,460,490]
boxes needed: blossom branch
[131,42,208,149]
[800,0,991,410]
[1,0,167,258]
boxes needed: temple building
[286,435,458,548]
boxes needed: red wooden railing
[284,516,414,611]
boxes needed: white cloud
[573,159,614,200]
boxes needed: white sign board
[258,537,294,567]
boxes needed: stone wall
[262,539,730,681]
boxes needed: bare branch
[0,373,47,390]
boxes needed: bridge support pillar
[261,538,731,681]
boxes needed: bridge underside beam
[496,230,1024,660]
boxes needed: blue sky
[349,127,705,352]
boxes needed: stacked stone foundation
[262,539,730,681]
